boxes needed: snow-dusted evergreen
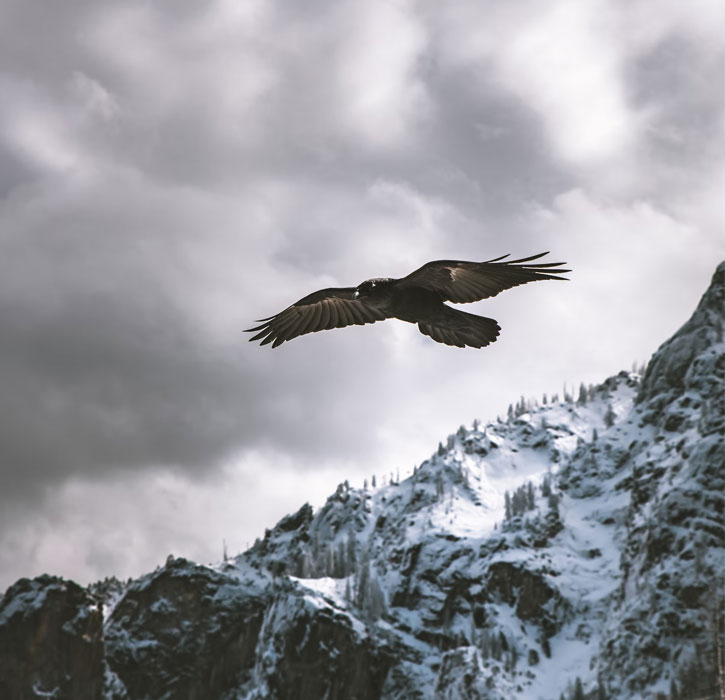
[1,263,723,700]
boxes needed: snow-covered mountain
[1,262,723,700]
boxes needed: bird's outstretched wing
[398,252,570,304]
[245,287,388,348]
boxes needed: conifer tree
[548,492,560,513]
[541,474,552,498]
[511,488,521,517]
[577,383,588,405]
[519,395,528,415]
[436,472,445,499]
[542,637,551,658]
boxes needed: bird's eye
[371,282,376,287]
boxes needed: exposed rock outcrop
[0,575,103,700]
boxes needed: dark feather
[418,307,501,348]
[398,252,570,304]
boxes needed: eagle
[246,252,570,349]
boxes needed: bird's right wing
[398,252,570,304]
[245,287,388,348]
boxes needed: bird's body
[246,252,570,349]
[385,283,440,323]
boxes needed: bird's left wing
[397,252,570,304]
[245,287,388,348]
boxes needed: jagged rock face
[97,557,392,700]
[639,262,724,430]
[596,262,725,698]
[104,558,270,700]
[0,575,103,700]
[485,561,565,637]
[434,647,493,699]
[0,262,722,700]
[241,589,393,700]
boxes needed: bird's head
[352,278,389,300]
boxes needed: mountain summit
[1,263,723,700]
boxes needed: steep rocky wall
[103,558,271,700]
[597,262,725,697]
[0,575,103,700]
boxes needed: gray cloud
[0,0,722,589]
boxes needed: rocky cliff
[1,263,723,700]
[0,575,103,700]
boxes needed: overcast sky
[0,0,723,591]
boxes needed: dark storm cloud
[0,0,722,588]
[0,172,412,504]
[0,180,239,493]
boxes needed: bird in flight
[246,252,570,349]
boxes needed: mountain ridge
[1,262,723,700]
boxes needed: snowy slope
[238,372,645,699]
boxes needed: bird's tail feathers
[418,307,501,349]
